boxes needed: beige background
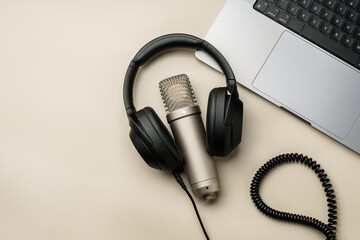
[0,0,359,239]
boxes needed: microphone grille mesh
[159,74,197,114]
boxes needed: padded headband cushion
[123,33,237,115]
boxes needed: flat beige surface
[0,0,359,239]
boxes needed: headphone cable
[173,171,210,240]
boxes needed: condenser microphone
[159,74,220,200]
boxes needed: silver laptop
[196,0,360,154]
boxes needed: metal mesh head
[159,74,197,114]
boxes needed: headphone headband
[123,33,237,115]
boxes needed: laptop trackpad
[253,31,360,139]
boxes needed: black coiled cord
[250,153,337,240]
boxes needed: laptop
[196,0,360,154]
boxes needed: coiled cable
[250,153,337,240]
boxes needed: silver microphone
[159,74,219,200]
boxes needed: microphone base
[191,178,220,201]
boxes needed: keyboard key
[266,6,280,19]
[309,2,323,15]
[355,58,360,70]
[309,16,322,28]
[315,0,325,3]
[343,22,355,34]
[354,27,360,39]
[254,0,270,12]
[298,0,312,8]
[330,28,344,41]
[331,15,345,28]
[353,42,360,53]
[346,10,359,22]
[298,9,311,22]
[342,35,355,47]
[287,3,300,15]
[267,0,276,3]
[320,8,334,21]
[288,17,304,32]
[324,0,337,9]
[319,22,333,34]
[301,25,359,65]
[335,4,348,15]
[276,0,290,9]
[276,12,291,25]
[346,0,359,8]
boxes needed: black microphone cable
[250,153,337,240]
[173,171,210,240]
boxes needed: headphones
[123,33,243,172]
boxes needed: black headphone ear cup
[206,88,232,156]
[229,97,243,148]
[129,118,160,170]
[206,87,243,157]
[129,107,183,171]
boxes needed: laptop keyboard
[254,0,360,70]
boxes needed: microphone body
[159,74,220,200]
